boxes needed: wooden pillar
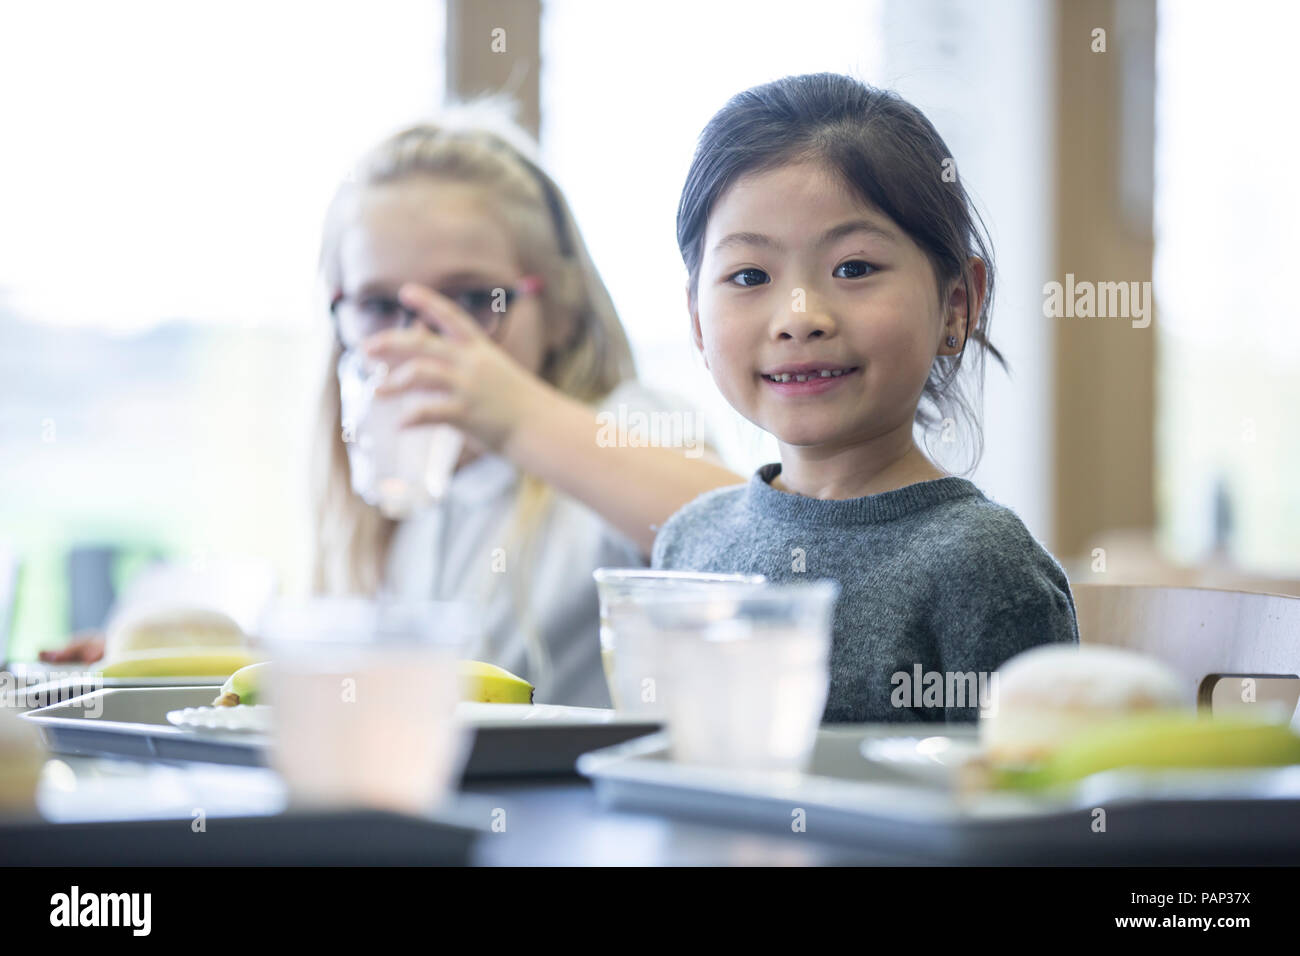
[1052,0,1158,559]
[444,0,542,138]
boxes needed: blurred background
[2,0,1297,659]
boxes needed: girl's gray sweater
[651,464,1080,723]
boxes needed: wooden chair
[1073,583,1300,720]
[1065,528,1300,598]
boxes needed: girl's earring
[946,335,957,348]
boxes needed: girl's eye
[833,260,876,279]
[359,297,403,318]
[728,268,770,287]
[452,290,494,312]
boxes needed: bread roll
[104,605,245,661]
[979,644,1188,765]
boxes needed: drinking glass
[337,349,464,518]
[257,598,477,815]
[592,569,765,716]
[654,580,839,773]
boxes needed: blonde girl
[312,107,740,706]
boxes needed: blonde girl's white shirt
[383,380,705,708]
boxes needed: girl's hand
[38,630,106,664]
[363,283,551,451]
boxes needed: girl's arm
[501,385,743,554]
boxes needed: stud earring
[946,335,957,347]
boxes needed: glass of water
[257,598,477,815]
[338,349,465,518]
[592,569,766,716]
[653,580,839,773]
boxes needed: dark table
[25,754,914,865]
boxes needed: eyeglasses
[330,275,545,350]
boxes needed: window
[0,1,445,657]
[1154,0,1300,574]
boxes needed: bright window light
[1154,0,1300,572]
[0,0,445,331]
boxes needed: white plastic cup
[257,598,478,815]
[655,580,839,773]
[338,349,465,517]
[591,569,766,717]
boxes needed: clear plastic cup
[257,598,478,815]
[338,349,465,518]
[592,569,765,716]
[653,580,839,773]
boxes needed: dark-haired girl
[654,74,1079,724]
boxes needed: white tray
[159,701,625,735]
[5,672,226,706]
[577,726,1300,864]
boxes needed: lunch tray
[576,727,1300,865]
[21,687,660,779]
[3,671,225,710]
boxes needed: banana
[993,711,1300,791]
[212,659,533,706]
[99,647,261,679]
[213,661,271,707]
[460,660,534,704]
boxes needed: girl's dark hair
[676,73,1008,474]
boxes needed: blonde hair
[310,101,636,687]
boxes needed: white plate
[166,705,272,733]
[857,730,1300,804]
[859,733,984,788]
[455,702,647,725]
[160,701,648,736]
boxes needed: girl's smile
[759,363,861,395]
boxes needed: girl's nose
[771,301,837,341]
